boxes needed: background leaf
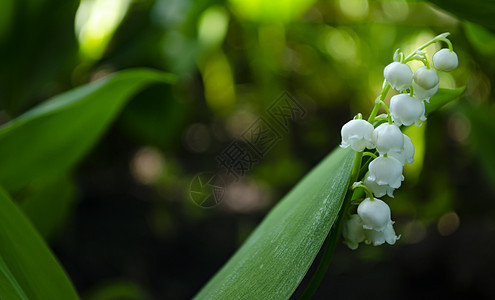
[20,175,76,240]
[461,104,495,186]
[429,0,495,32]
[0,0,79,116]
[194,148,355,299]
[0,68,175,192]
[425,87,465,115]
[0,187,78,299]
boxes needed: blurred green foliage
[0,188,78,299]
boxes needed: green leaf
[428,0,495,32]
[85,280,146,300]
[194,148,355,299]
[20,175,76,240]
[0,0,80,115]
[464,21,495,55]
[425,87,465,115]
[0,68,175,192]
[0,187,78,299]
[461,104,495,186]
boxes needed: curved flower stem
[299,151,363,299]
[403,32,452,62]
[408,55,430,68]
[375,116,389,122]
[362,152,377,159]
[351,182,374,201]
[368,82,391,123]
[378,100,393,124]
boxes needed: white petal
[384,62,413,91]
[343,214,366,250]
[413,66,439,90]
[388,134,415,165]
[368,156,404,188]
[341,119,375,152]
[432,49,458,72]
[357,198,391,232]
[390,94,426,126]
[364,221,400,246]
[364,172,396,198]
[373,123,404,155]
[413,81,438,102]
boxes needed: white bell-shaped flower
[390,93,426,126]
[343,214,365,250]
[412,81,438,103]
[432,48,458,72]
[384,62,413,91]
[373,123,404,155]
[363,171,396,198]
[357,198,391,232]
[340,119,375,152]
[364,221,400,246]
[413,66,439,90]
[388,134,414,165]
[368,156,404,189]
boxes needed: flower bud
[432,48,458,72]
[388,134,414,165]
[357,198,391,232]
[373,123,404,155]
[413,66,439,90]
[340,119,375,152]
[390,93,426,126]
[412,81,438,102]
[364,221,400,246]
[368,156,404,189]
[384,62,413,91]
[343,214,365,250]
[363,172,396,198]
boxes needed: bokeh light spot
[224,180,270,213]
[403,122,425,184]
[184,123,211,153]
[228,0,317,23]
[323,27,358,64]
[339,0,368,19]
[75,0,132,60]
[200,52,236,114]
[198,6,229,48]
[437,211,460,236]
[381,0,409,22]
[448,113,471,143]
[130,147,165,185]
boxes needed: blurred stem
[299,151,363,299]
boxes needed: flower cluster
[340,33,458,249]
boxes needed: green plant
[194,33,465,299]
